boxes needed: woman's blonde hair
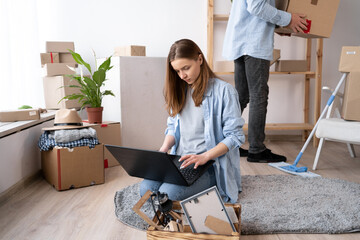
[164,39,216,117]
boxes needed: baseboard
[264,134,303,142]
[242,134,304,142]
[0,170,42,206]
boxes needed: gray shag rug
[114,175,360,234]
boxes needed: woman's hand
[179,143,229,169]
[179,153,210,169]
[179,152,210,169]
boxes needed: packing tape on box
[304,19,312,34]
[104,159,109,169]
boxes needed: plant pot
[86,107,103,124]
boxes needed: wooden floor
[0,140,360,240]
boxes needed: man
[223,0,307,163]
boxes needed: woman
[140,39,245,203]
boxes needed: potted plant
[60,49,115,123]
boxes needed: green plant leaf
[99,56,112,71]
[60,50,115,108]
[102,90,115,96]
[93,69,106,86]
[83,77,98,92]
[58,84,81,89]
[68,49,92,74]
[58,93,84,104]
[18,105,32,109]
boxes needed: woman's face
[170,55,203,85]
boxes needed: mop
[269,72,349,177]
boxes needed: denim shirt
[222,0,291,61]
[165,78,245,203]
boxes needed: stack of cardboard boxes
[338,46,360,121]
[40,43,122,191]
[41,41,82,109]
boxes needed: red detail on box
[82,120,89,123]
[50,52,54,63]
[104,159,109,168]
[101,124,108,127]
[304,19,311,34]
[57,149,62,190]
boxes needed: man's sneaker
[239,147,248,157]
[247,149,287,163]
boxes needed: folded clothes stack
[38,108,99,151]
[38,128,99,151]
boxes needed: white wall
[36,0,360,128]
[36,0,207,62]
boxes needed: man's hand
[287,13,308,33]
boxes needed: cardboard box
[275,0,340,38]
[84,121,121,167]
[275,0,288,11]
[97,56,168,150]
[342,72,360,121]
[40,53,60,66]
[338,46,360,73]
[114,45,146,56]
[43,63,77,77]
[41,144,104,191]
[275,60,308,72]
[59,53,77,64]
[213,61,234,73]
[270,49,281,66]
[46,41,75,53]
[43,75,82,109]
[0,109,40,122]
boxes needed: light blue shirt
[165,78,245,203]
[222,0,291,61]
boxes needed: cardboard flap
[204,215,234,235]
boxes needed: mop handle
[293,72,349,166]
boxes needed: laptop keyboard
[179,165,201,182]
[172,158,202,183]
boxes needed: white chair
[313,86,360,170]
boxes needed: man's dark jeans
[234,55,270,154]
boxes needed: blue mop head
[281,165,308,172]
[280,152,308,172]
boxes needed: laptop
[105,145,215,186]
